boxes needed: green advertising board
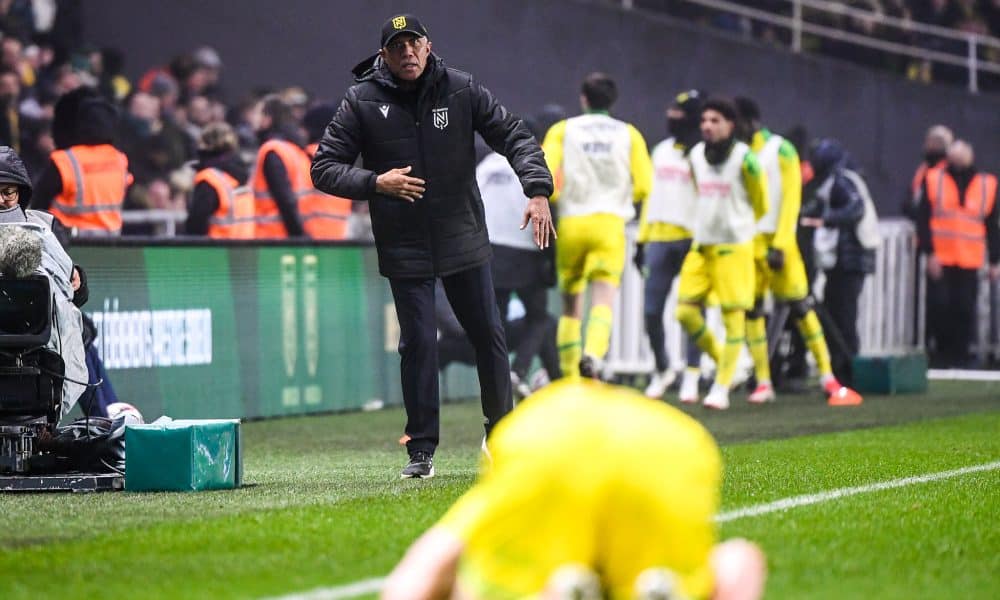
[71,242,482,421]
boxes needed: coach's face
[380,34,432,82]
[701,109,733,144]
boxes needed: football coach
[311,14,555,479]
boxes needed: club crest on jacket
[432,107,448,130]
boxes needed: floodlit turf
[0,381,997,599]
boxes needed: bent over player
[382,379,767,600]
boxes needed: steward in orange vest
[186,122,255,239]
[919,164,998,270]
[252,96,351,239]
[31,96,131,236]
[916,140,1000,367]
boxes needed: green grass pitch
[0,381,997,599]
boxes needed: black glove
[767,247,785,271]
[633,243,645,273]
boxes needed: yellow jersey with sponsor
[439,379,720,600]
[542,113,652,220]
[638,137,696,243]
[689,140,769,246]
[751,129,800,250]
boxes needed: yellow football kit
[438,379,721,600]
[543,113,652,377]
[747,129,834,385]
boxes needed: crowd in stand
[643,0,1000,89]
[0,2,361,238]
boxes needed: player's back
[554,114,638,219]
[449,380,721,599]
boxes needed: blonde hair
[199,122,238,153]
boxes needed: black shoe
[401,451,434,479]
[579,355,603,380]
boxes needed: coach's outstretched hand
[521,196,557,249]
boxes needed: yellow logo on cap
[392,16,407,29]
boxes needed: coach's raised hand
[376,166,425,202]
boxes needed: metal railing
[120,209,187,237]
[608,220,927,375]
[617,0,1000,93]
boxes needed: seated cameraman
[0,145,89,416]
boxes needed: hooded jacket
[311,54,552,278]
[0,145,88,415]
[808,141,877,274]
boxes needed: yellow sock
[746,315,771,383]
[676,303,720,363]
[583,304,613,360]
[797,310,833,377]
[717,309,746,387]
[557,316,583,378]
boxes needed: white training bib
[557,113,636,219]
[689,141,756,245]
[645,138,697,229]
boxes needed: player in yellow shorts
[542,73,652,380]
[734,97,861,406]
[675,97,768,410]
[381,379,767,600]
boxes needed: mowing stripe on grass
[272,460,1000,600]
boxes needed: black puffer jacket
[311,54,552,278]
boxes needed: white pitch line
[271,460,1000,600]
[716,460,1000,522]
[927,368,1000,382]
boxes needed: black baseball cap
[380,14,429,48]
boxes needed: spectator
[185,122,254,239]
[31,93,131,237]
[97,47,130,102]
[806,139,880,383]
[0,67,23,153]
[916,139,1000,367]
[118,90,188,214]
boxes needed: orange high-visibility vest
[926,167,998,269]
[912,159,944,202]
[252,139,351,239]
[305,142,319,158]
[49,144,131,233]
[194,167,255,239]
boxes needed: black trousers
[643,240,698,372]
[496,284,560,379]
[927,266,980,367]
[823,268,866,383]
[389,263,512,456]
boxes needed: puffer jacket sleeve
[311,87,378,201]
[470,78,553,199]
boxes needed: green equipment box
[125,419,243,492]
[852,353,928,394]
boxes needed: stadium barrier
[73,239,486,421]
